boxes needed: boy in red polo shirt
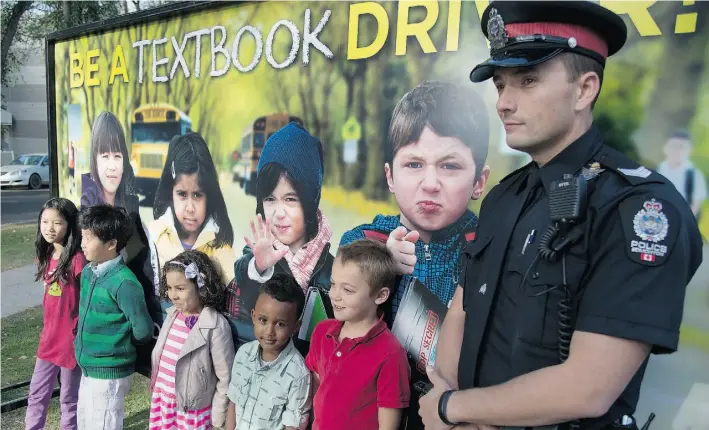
[305,239,411,430]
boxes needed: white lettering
[185,28,211,78]
[303,8,333,65]
[231,25,262,73]
[210,26,231,77]
[631,240,667,256]
[132,10,336,84]
[170,35,190,80]
[152,38,169,83]
[132,39,151,84]
[266,19,300,69]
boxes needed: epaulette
[596,146,665,186]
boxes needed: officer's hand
[419,366,454,430]
[387,226,419,275]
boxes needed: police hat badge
[487,8,508,51]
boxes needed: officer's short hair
[559,53,605,108]
[388,80,490,179]
[336,239,398,295]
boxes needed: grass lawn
[1,223,37,272]
[0,306,151,429]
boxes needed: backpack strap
[685,167,695,204]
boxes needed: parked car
[0,153,50,189]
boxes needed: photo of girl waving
[149,132,236,293]
[231,122,334,328]
[81,111,139,215]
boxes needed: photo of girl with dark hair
[229,122,334,336]
[148,132,236,293]
[81,111,139,215]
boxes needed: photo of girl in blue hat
[230,122,334,330]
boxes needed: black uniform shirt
[458,125,703,428]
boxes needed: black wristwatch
[438,389,459,426]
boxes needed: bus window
[253,132,266,149]
[242,134,251,152]
[132,122,182,143]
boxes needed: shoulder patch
[618,196,679,266]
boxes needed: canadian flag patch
[640,253,655,262]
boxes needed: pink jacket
[150,306,235,428]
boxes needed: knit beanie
[257,121,324,208]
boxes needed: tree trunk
[341,64,357,190]
[63,0,71,27]
[633,0,709,164]
[1,1,33,79]
[362,2,401,201]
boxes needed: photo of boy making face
[340,80,491,318]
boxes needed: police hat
[470,1,628,83]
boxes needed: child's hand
[387,226,419,275]
[245,214,289,274]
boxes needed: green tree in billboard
[635,0,709,164]
[593,61,647,163]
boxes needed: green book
[298,287,332,342]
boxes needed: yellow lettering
[600,1,661,36]
[446,0,462,52]
[70,52,84,88]
[675,0,697,35]
[109,45,129,85]
[474,0,491,49]
[347,2,389,60]
[85,49,100,87]
[395,1,438,56]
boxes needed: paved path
[1,264,43,317]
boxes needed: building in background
[1,42,48,165]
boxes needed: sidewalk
[1,264,43,317]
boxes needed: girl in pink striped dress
[149,250,235,430]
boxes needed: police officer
[418,2,704,430]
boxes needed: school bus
[129,104,192,202]
[235,113,304,196]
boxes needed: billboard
[47,1,709,340]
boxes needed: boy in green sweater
[75,204,153,430]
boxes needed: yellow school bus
[235,113,304,196]
[129,104,192,202]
